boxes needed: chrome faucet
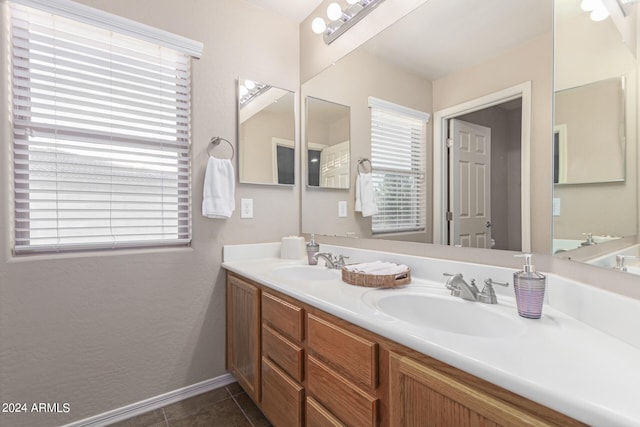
[313,252,349,269]
[443,273,479,301]
[614,255,640,272]
[580,233,596,246]
[443,274,509,304]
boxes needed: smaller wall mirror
[305,96,351,189]
[238,78,295,185]
[554,76,625,185]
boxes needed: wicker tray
[341,266,411,288]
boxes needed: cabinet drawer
[307,314,378,389]
[262,292,304,342]
[306,397,347,427]
[262,324,304,382]
[308,356,378,427]
[261,357,304,427]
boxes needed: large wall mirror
[552,0,638,256]
[301,0,552,250]
[305,96,351,189]
[554,77,625,185]
[238,78,296,185]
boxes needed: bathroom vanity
[223,243,640,427]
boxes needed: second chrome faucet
[443,273,508,304]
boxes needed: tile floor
[108,382,271,427]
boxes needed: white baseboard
[62,373,236,427]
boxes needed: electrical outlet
[241,198,253,218]
[338,200,347,217]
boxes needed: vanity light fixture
[239,79,271,108]
[617,0,637,16]
[581,0,610,21]
[311,0,386,45]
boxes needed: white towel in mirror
[202,157,235,219]
[355,173,378,217]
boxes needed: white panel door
[449,119,492,248]
[320,140,350,188]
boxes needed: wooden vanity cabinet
[261,291,305,426]
[226,272,584,427]
[307,313,379,427]
[226,274,261,402]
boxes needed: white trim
[368,96,431,122]
[433,82,532,252]
[9,0,203,58]
[61,374,235,427]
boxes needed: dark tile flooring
[108,382,271,427]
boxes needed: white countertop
[222,243,640,427]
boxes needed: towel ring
[357,157,371,175]
[207,137,235,160]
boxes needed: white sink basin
[363,289,526,338]
[271,265,340,281]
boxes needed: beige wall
[301,48,432,241]
[0,0,299,425]
[553,12,638,241]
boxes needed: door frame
[433,81,532,252]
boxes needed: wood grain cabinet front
[388,352,585,427]
[261,356,304,427]
[226,274,261,402]
[307,313,378,389]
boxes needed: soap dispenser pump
[513,254,546,319]
[307,234,319,265]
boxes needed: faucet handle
[336,254,349,267]
[478,279,509,304]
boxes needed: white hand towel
[355,173,378,217]
[344,261,408,276]
[202,157,235,219]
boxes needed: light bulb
[590,5,609,20]
[580,0,600,11]
[327,3,343,21]
[239,85,248,97]
[244,80,256,90]
[311,17,327,34]
[346,0,359,4]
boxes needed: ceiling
[245,0,555,82]
[244,0,324,23]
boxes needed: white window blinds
[10,2,198,254]
[369,97,429,234]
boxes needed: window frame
[8,0,203,255]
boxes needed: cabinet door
[389,352,547,427]
[226,274,261,402]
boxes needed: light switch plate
[338,200,347,217]
[241,198,253,218]
[553,198,561,216]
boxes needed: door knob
[486,221,492,228]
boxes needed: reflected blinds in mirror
[369,97,429,234]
